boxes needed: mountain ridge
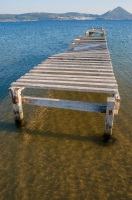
[0,7,132,22]
[100,6,132,20]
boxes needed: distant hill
[0,7,132,22]
[100,7,132,20]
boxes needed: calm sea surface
[0,20,132,200]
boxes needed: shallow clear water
[0,20,132,200]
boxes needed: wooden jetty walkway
[9,28,120,142]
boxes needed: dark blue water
[0,21,132,199]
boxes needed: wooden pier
[9,28,120,142]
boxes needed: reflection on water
[0,20,132,199]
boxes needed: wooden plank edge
[11,82,118,94]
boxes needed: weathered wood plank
[29,69,114,76]
[57,52,108,54]
[56,54,110,58]
[16,78,118,89]
[22,75,117,83]
[75,40,106,43]
[48,57,111,61]
[25,73,116,80]
[34,66,113,73]
[78,40,106,42]
[72,41,107,44]
[56,52,109,55]
[74,38,106,41]
[45,59,111,63]
[38,64,113,68]
[67,51,109,54]
[78,36,105,40]
[73,42,107,45]
[11,82,118,94]
[45,62,112,66]
[68,47,108,50]
[50,53,108,57]
[22,96,106,113]
[68,45,107,51]
[44,62,112,66]
[46,56,110,59]
[51,54,110,58]
[39,62,112,67]
[68,49,109,51]
[62,51,110,55]
[74,38,106,40]
[72,42,107,45]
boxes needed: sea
[0,20,132,200]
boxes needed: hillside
[100,6,132,20]
[0,7,132,22]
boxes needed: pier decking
[9,28,120,142]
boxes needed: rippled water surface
[0,20,132,200]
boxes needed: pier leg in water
[103,97,116,144]
[114,92,120,115]
[9,87,24,126]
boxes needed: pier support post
[114,93,120,115]
[9,87,24,126]
[103,97,115,143]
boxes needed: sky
[0,0,132,14]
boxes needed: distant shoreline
[0,19,132,23]
[0,7,132,21]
